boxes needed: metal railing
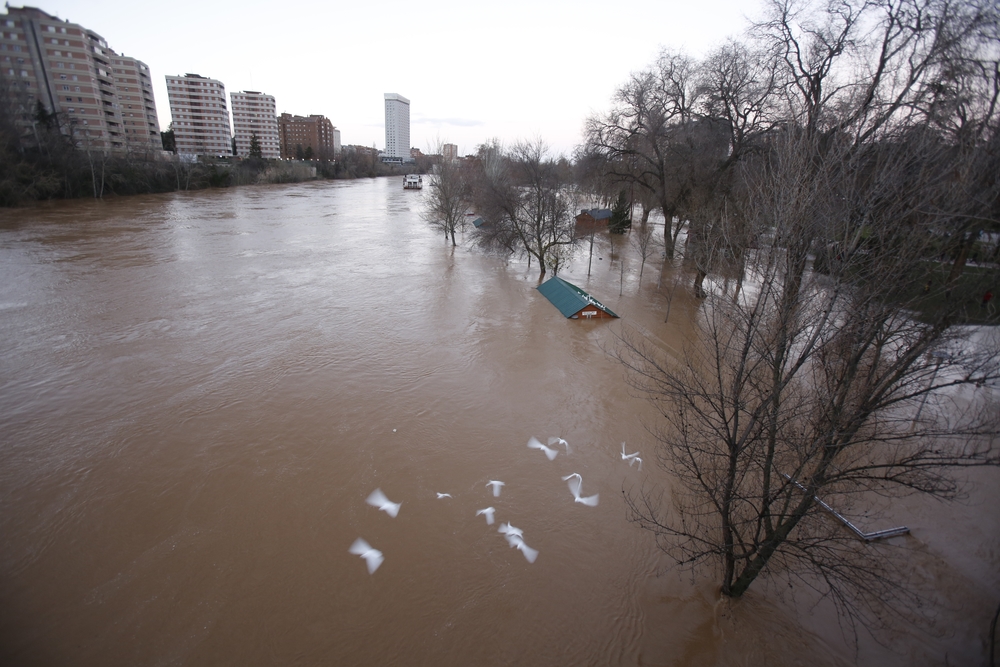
[782,474,910,542]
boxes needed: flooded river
[0,178,996,665]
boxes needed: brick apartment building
[1,5,162,152]
[278,113,337,160]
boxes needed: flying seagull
[548,437,571,454]
[562,473,599,507]
[497,522,523,539]
[486,480,505,497]
[621,442,643,471]
[348,538,384,574]
[505,534,539,563]
[527,436,558,461]
[366,488,401,518]
[436,492,453,499]
[476,507,496,525]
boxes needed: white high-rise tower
[383,93,410,163]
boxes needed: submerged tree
[630,213,658,281]
[618,111,1000,627]
[584,50,735,259]
[610,0,1000,631]
[423,151,469,246]
[471,139,577,276]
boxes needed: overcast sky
[22,0,764,157]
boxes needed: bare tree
[630,214,658,282]
[471,139,577,276]
[676,0,1000,297]
[697,40,780,169]
[422,150,469,246]
[585,51,709,259]
[617,116,1000,632]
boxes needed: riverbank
[0,142,425,207]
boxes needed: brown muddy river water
[0,178,996,666]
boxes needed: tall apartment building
[231,91,279,159]
[0,6,162,152]
[442,143,458,161]
[383,93,410,163]
[112,55,161,151]
[277,112,336,160]
[165,73,231,157]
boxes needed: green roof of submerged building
[537,276,619,318]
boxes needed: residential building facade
[442,143,458,161]
[112,55,160,151]
[383,92,410,163]
[231,90,279,159]
[0,5,161,152]
[277,112,336,160]
[165,73,231,157]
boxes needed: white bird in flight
[621,442,643,471]
[366,488,401,518]
[348,538,384,574]
[548,437,571,454]
[527,436,558,461]
[476,507,496,525]
[505,534,539,563]
[497,522,523,539]
[436,492,452,499]
[486,480,505,497]
[562,473,599,507]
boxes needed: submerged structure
[537,276,619,320]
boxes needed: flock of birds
[349,437,643,574]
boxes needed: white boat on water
[403,174,423,190]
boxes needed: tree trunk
[693,269,707,298]
[727,497,812,598]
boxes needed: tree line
[605,0,1000,640]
